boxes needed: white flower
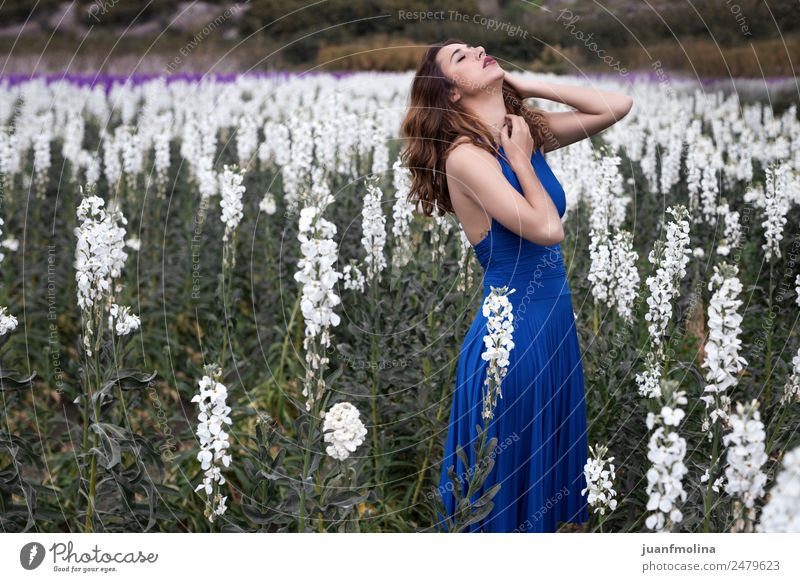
[637,206,691,398]
[582,443,618,516]
[107,304,141,336]
[480,286,516,420]
[796,273,800,308]
[361,175,387,283]
[723,400,768,528]
[757,444,800,532]
[258,191,277,214]
[761,162,790,261]
[661,405,685,426]
[0,306,18,336]
[700,262,746,436]
[782,349,800,405]
[644,206,692,344]
[644,379,688,532]
[236,114,258,168]
[0,215,20,260]
[715,202,743,257]
[342,262,365,292]
[219,164,245,243]
[73,191,129,312]
[191,367,233,523]
[322,402,368,461]
[635,352,663,399]
[586,153,637,322]
[293,167,343,412]
[456,229,476,293]
[610,230,640,324]
[390,157,415,270]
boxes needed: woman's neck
[463,89,507,145]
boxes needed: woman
[399,39,633,532]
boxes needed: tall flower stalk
[765,277,800,458]
[760,163,790,405]
[361,174,387,499]
[481,287,516,420]
[390,157,415,271]
[436,285,515,532]
[293,167,343,531]
[635,206,692,398]
[582,443,618,532]
[781,276,800,410]
[699,261,747,531]
[722,399,768,532]
[644,379,688,531]
[586,151,632,330]
[192,363,233,524]
[361,175,387,283]
[218,163,246,372]
[757,444,800,532]
[72,184,152,532]
[73,186,129,532]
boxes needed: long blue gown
[436,144,589,533]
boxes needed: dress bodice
[472,145,570,295]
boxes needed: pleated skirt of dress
[435,289,589,533]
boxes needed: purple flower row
[0,70,358,93]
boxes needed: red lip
[483,56,496,68]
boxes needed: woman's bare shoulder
[444,139,505,208]
[443,136,473,162]
[445,138,499,173]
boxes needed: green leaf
[101,369,158,391]
[89,423,127,470]
[0,370,37,390]
[326,490,369,509]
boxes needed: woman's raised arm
[446,142,564,247]
[505,72,633,152]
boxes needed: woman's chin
[485,67,505,81]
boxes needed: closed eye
[454,45,473,63]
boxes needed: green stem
[765,260,774,406]
[410,355,455,508]
[369,279,382,507]
[702,424,720,532]
[85,443,97,532]
[298,327,327,532]
[220,245,231,372]
[273,291,301,421]
[766,401,790,455]
[298,388,319,533]
[84,307,103,532]
[316,468,325,532]
[455,422,491,532]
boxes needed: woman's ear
[449,86,461,104]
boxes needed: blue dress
[436,144,589,533]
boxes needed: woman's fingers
[516,114,530,137]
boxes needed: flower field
[0,71,799,533]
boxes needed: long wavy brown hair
[399,38,552,218]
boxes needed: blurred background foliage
[0,0,797,76]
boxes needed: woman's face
[435,43,504,103]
